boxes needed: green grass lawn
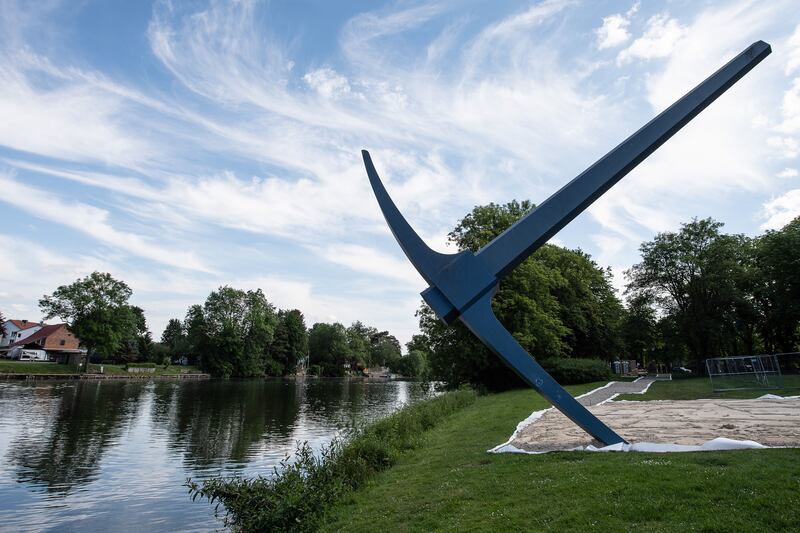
[322,381,800,532]
[0,359,203,376]
[618,375,800,401]
[0,360,77,374]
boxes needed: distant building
[0,319,44,348]
[7,323,86,364]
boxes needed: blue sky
[1,0,799,346]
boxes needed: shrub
[187,388,476,531]
[539,357,611,385]
[125,362,157,369]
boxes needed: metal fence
[705,353,784,392]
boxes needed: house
[7,323,86,364]
[1,319,44,348]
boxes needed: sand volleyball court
[493,379,800,453]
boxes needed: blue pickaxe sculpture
[362,41,770,446]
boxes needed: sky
[1,0,799,348]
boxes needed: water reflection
[150,380,303,469]
[7,381,145,493]
[0,379,434,531]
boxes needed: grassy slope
[323,381,800,532]
[0,360,202,375]
[618,375,800,401]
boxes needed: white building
[1,319,44,348]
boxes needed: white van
[8,347,48,361]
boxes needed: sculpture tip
[750,40,771,57]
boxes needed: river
[0,378,436,531]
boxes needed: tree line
[413,201,800,390]
[24,202,799,386]
[34,274,419,378]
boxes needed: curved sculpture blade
[362,150,455,285]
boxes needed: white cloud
[777,76,800,134]
[768,136,800,159]
[0,173,210,272]
[617,13,687,64]
[761,189,800,229]
[777,167,798,178]
[786,23,800,75]
[597,14,632,49]
[303,68,354,100]
[585,0,792,247]
[311,244,422,286]
[0,57,155,166]
[0,235,108,322]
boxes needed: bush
[540,357,611,385]
[187,388,477,531]
[125,362,157,369]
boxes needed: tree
[39,272,137,370]
[0,310,6,337]
[161,318,188,362]
[184,304,207,366]
[199,286,278,377]
[620,293,659,365]
[422,200,625,390]
[161,318,184,348]
[753,216,800,352]
[392,350,429,378]
[278,310,308,374]
[406,334,431,358]
[129,306,156,363]
[625,218,754,369]
[346,321,376,369]
[268,310,308,375]
[308,322,350,376]
[369,330,401,369]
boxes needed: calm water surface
[0,378,436,531]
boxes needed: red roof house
[10,323,85,363]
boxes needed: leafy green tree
[346,321,376,369]
[161,318,184,349]
[200,287,277,377]
[405,334,431,358]
[753,216,800,352]
[392,350,429,378]
[620,293,659,365]
[308,322,350,376]
[422,200,625,390]
[0,310,6,337]
[39,272,137,370]
[369,330,401,369]
[626,218,754,368]
[183,304,207,365]
[127,306,157,363]
[269,309,308,375]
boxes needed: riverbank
[321,380,800,531]
[0,360,209,380]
